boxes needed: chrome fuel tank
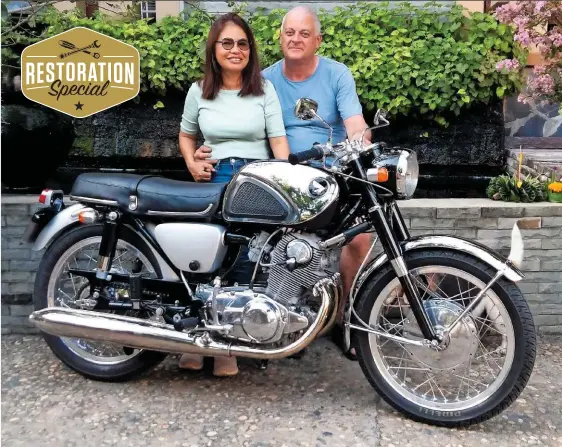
[222,160,339,227]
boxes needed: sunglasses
[216,38,251,51]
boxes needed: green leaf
[1,1,9,21]
[153,100,165,109]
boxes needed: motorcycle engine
[193,231,341,345]
[262,232,341,306]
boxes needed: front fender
[32,203,90,251]
[353,235,525,298]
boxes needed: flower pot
[548,189,562,203]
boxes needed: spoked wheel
[34,224,167,381]
[354,250,536,427]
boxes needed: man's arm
[343,114,371,145]
[336,67,371,145]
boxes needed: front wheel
[354,249,536,427]
[34,224,168,382]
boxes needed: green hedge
[2,1,526,123]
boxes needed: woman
[178,13,290,377]
[179,12,289,182]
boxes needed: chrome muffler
[29,276,338,360]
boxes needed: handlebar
[287,140,383,167]
[288,144,325,165]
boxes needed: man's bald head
[281,6,321,35]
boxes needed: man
[191,6,372,359]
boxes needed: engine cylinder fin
[265,234,334,305]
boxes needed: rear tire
[34,224,168,382]
[354,249,536,427]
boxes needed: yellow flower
[548,182,562,193]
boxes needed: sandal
[331,325,357,361]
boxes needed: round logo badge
[308,178,329,197]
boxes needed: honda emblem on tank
[308,178,329,197]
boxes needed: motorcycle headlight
[369,149,419,199]
[396,150,419,199]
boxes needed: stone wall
[2,196,561,334]
[1,196,44,334]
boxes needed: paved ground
[2,334,561,447]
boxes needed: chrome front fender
[342,234,525,353]
[353,235,525,298]
[32,203,90,251]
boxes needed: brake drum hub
[403,300,478,370]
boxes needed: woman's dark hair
[201,13,264,100]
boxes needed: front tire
[354,249,536,427]
[34,224,167,382]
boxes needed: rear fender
[32,203,90,251]
[32,203,180,281]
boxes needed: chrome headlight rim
[396,149,419,199]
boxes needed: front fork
[350,160,438,341]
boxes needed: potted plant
[486,173,547,203]
[547,171,562,203]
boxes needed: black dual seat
[70,173,227,217]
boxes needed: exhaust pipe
[29,277,336,360]
[318,277,341,338]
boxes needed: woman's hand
[190,145,216,181]
[179,132,216,182]
[188,159,215,182]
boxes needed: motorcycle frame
[86,212,253,305]
[75,172,437,341]
[27,164,524,345]
[27,171,441,341]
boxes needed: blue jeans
[210,157,258,184]
[209,157,258,285]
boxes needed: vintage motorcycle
[25,98,536,427]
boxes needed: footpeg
[173,315,200,332]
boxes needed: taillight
[78,210,99,224]
[39,189,53,205]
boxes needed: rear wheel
[354,249,536,427]
[34,224,167,381]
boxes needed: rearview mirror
[294,98,318,120]
[374,108,387,126]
